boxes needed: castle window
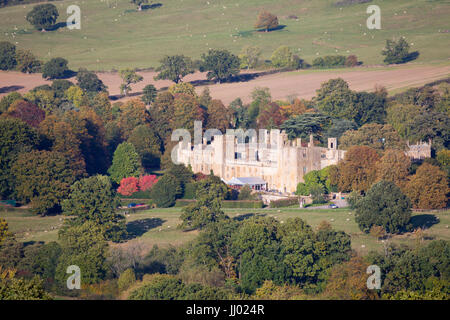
[330,142,334,148]
[303,167,307,174]
[235,152,242,160]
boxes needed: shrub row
[175,199,264,208]
[312,55,358,68]
[269,197,299,208]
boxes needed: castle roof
[227,177,267,186]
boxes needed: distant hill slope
[0,0,449,70]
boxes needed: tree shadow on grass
[0,85,24,94]
[410,214,439,230]
[47,22,68,32]
[404,51,420,63]
[233,213,266,222]
[126,218,165,239]
[142,3,163,10]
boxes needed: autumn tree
[205,99,232,132]
[23,89,57,114]
[0,268,51,300]
[139,175,159,192]
[116,99,151,139]
[0,218,11,246]
[4,100,45,128]
[148,92,175,145]
[322,256,378,300]
[376,149,411,187]
[172,93,205,134]
[335,146,380,193]
[254,10,279,32]
[354,181,412,234]
[38,116,86,178]
[405,163,449,209]
[117,177,139,196]
[257,102,286,129]
[12,150,81,215]
[168,82,197,97]
[0,92,22,114]
[62,108,109,175]
[120,69,143,96]
[154,55,195,84]
[108,142,141,184]
[62,175,126,242]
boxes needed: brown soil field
[1,64,449,105]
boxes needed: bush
[345,55,358,67]
[271,46,299,69]
[382,37,417,64]
[150,174,182,208]
[76,68,107,93]
[182,183,196,199]
[0,92,22,114]
[128,274,185,300]
[15,49,41,73]
[313,55,347,68]
[354,181,412,234]
[117,177,139,196]
[222,200,264,208]
[0,41,16,70]
[139,175,159,192]
[118,268,136,292]
[42,57,69,79]
[270,197,299,208]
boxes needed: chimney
[308,134,314,147]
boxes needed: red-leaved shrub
[139,175,158,192]
[117,177,139,196]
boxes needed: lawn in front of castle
[2,207,449,256]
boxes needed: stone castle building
[406,140,432,161]
[176,129,346,193]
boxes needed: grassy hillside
[2,207,449,256]
[0,0,449,71]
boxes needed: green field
[2,207,449,256]
[0,0,449,71]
